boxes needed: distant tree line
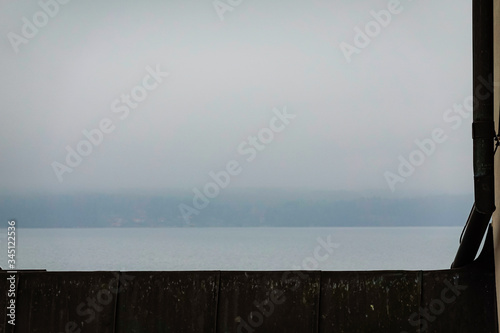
[0,192,472,228]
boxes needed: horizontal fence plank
[16,271,118,333]
[320,271,421,333]
[217,271,321,333]
[115,271,219,333]
[422,268,497,333]
[4,269,497,332]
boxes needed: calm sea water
[1,227,463,271]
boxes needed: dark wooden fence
[0,264,496,333]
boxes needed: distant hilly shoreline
[1,191,473,228]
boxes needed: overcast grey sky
[0,0,473,196]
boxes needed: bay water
[1,227,464,271]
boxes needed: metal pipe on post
[452,0,495,269]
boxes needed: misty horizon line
[0,187,474,198]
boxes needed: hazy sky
[0,0,473,196]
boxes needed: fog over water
[0,0,473,197]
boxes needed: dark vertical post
[473,0,495,213]
[452,0,495,268]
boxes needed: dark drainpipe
[452,0,495,268]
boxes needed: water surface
[2,227,463,271]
